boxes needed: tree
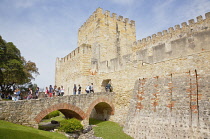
[0,36,39,94]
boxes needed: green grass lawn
[41,113,65,123]
[0,120,67,139]
[89,118,133,139]
[0,114,133,139]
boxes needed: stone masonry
[0,92,115,128]
[55,8,210,138]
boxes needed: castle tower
[77,8,136,72]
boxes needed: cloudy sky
[0,0,210,90]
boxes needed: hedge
[43,111,60,119]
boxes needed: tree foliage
[0,36,39,93]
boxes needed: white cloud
[135,0,210,40]
[177,0,210,20]
[13,0,41,8]
[108,0,136,5]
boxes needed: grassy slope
[0,120,67,139]
[1,114,133,139]
[42,116,133,139]
[89,118,133,139]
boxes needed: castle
[55,8,210,138]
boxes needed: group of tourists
[72,82,113,95]
[10,87,40,101]
[0,93,12,100]
[6,81,112,101]
[45,85,64,97]
[73,84,82,95]
[10,85,65,101]
[73,83,94,95]
[86,83,94,93]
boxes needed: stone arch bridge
[0,92,115,128]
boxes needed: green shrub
[43,111,60,119]
[59,118,83,133]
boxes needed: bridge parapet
[0,92,115,128]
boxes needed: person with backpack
[105,82,112,92]
[85,85,90,93]
[90,83,94,93]
[78,84,81,94]
[49,85,53,97]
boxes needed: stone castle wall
[55,44,92,94]
[55,8,210,138]
[123,70,210,139]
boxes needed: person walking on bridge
[90,83,94,93]
[78,84,81,94]
[49,85,53,97]
[85,85,90,93]
[45,87,49,97]
[53,85,57,97]
[60,86,64,96]
[73,84,77,95]
[35,87,39,99]
[27,88,33,100]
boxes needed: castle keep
[55,8,210,138]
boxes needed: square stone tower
[77,8,136,73]
[55,8,136,94]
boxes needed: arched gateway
[0,92,115,128]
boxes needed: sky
[0,0,210,90]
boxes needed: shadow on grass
[89,118,105,125]
[0,128,51,139]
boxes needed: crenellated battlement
[58,9,210,73]
[77,8,136,62]
[57,44,91,63]
[97,11,210,73]
[133,12,210,50]
[78,7,135,32]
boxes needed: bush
[43,111,60,119]
[59,118,83,133]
